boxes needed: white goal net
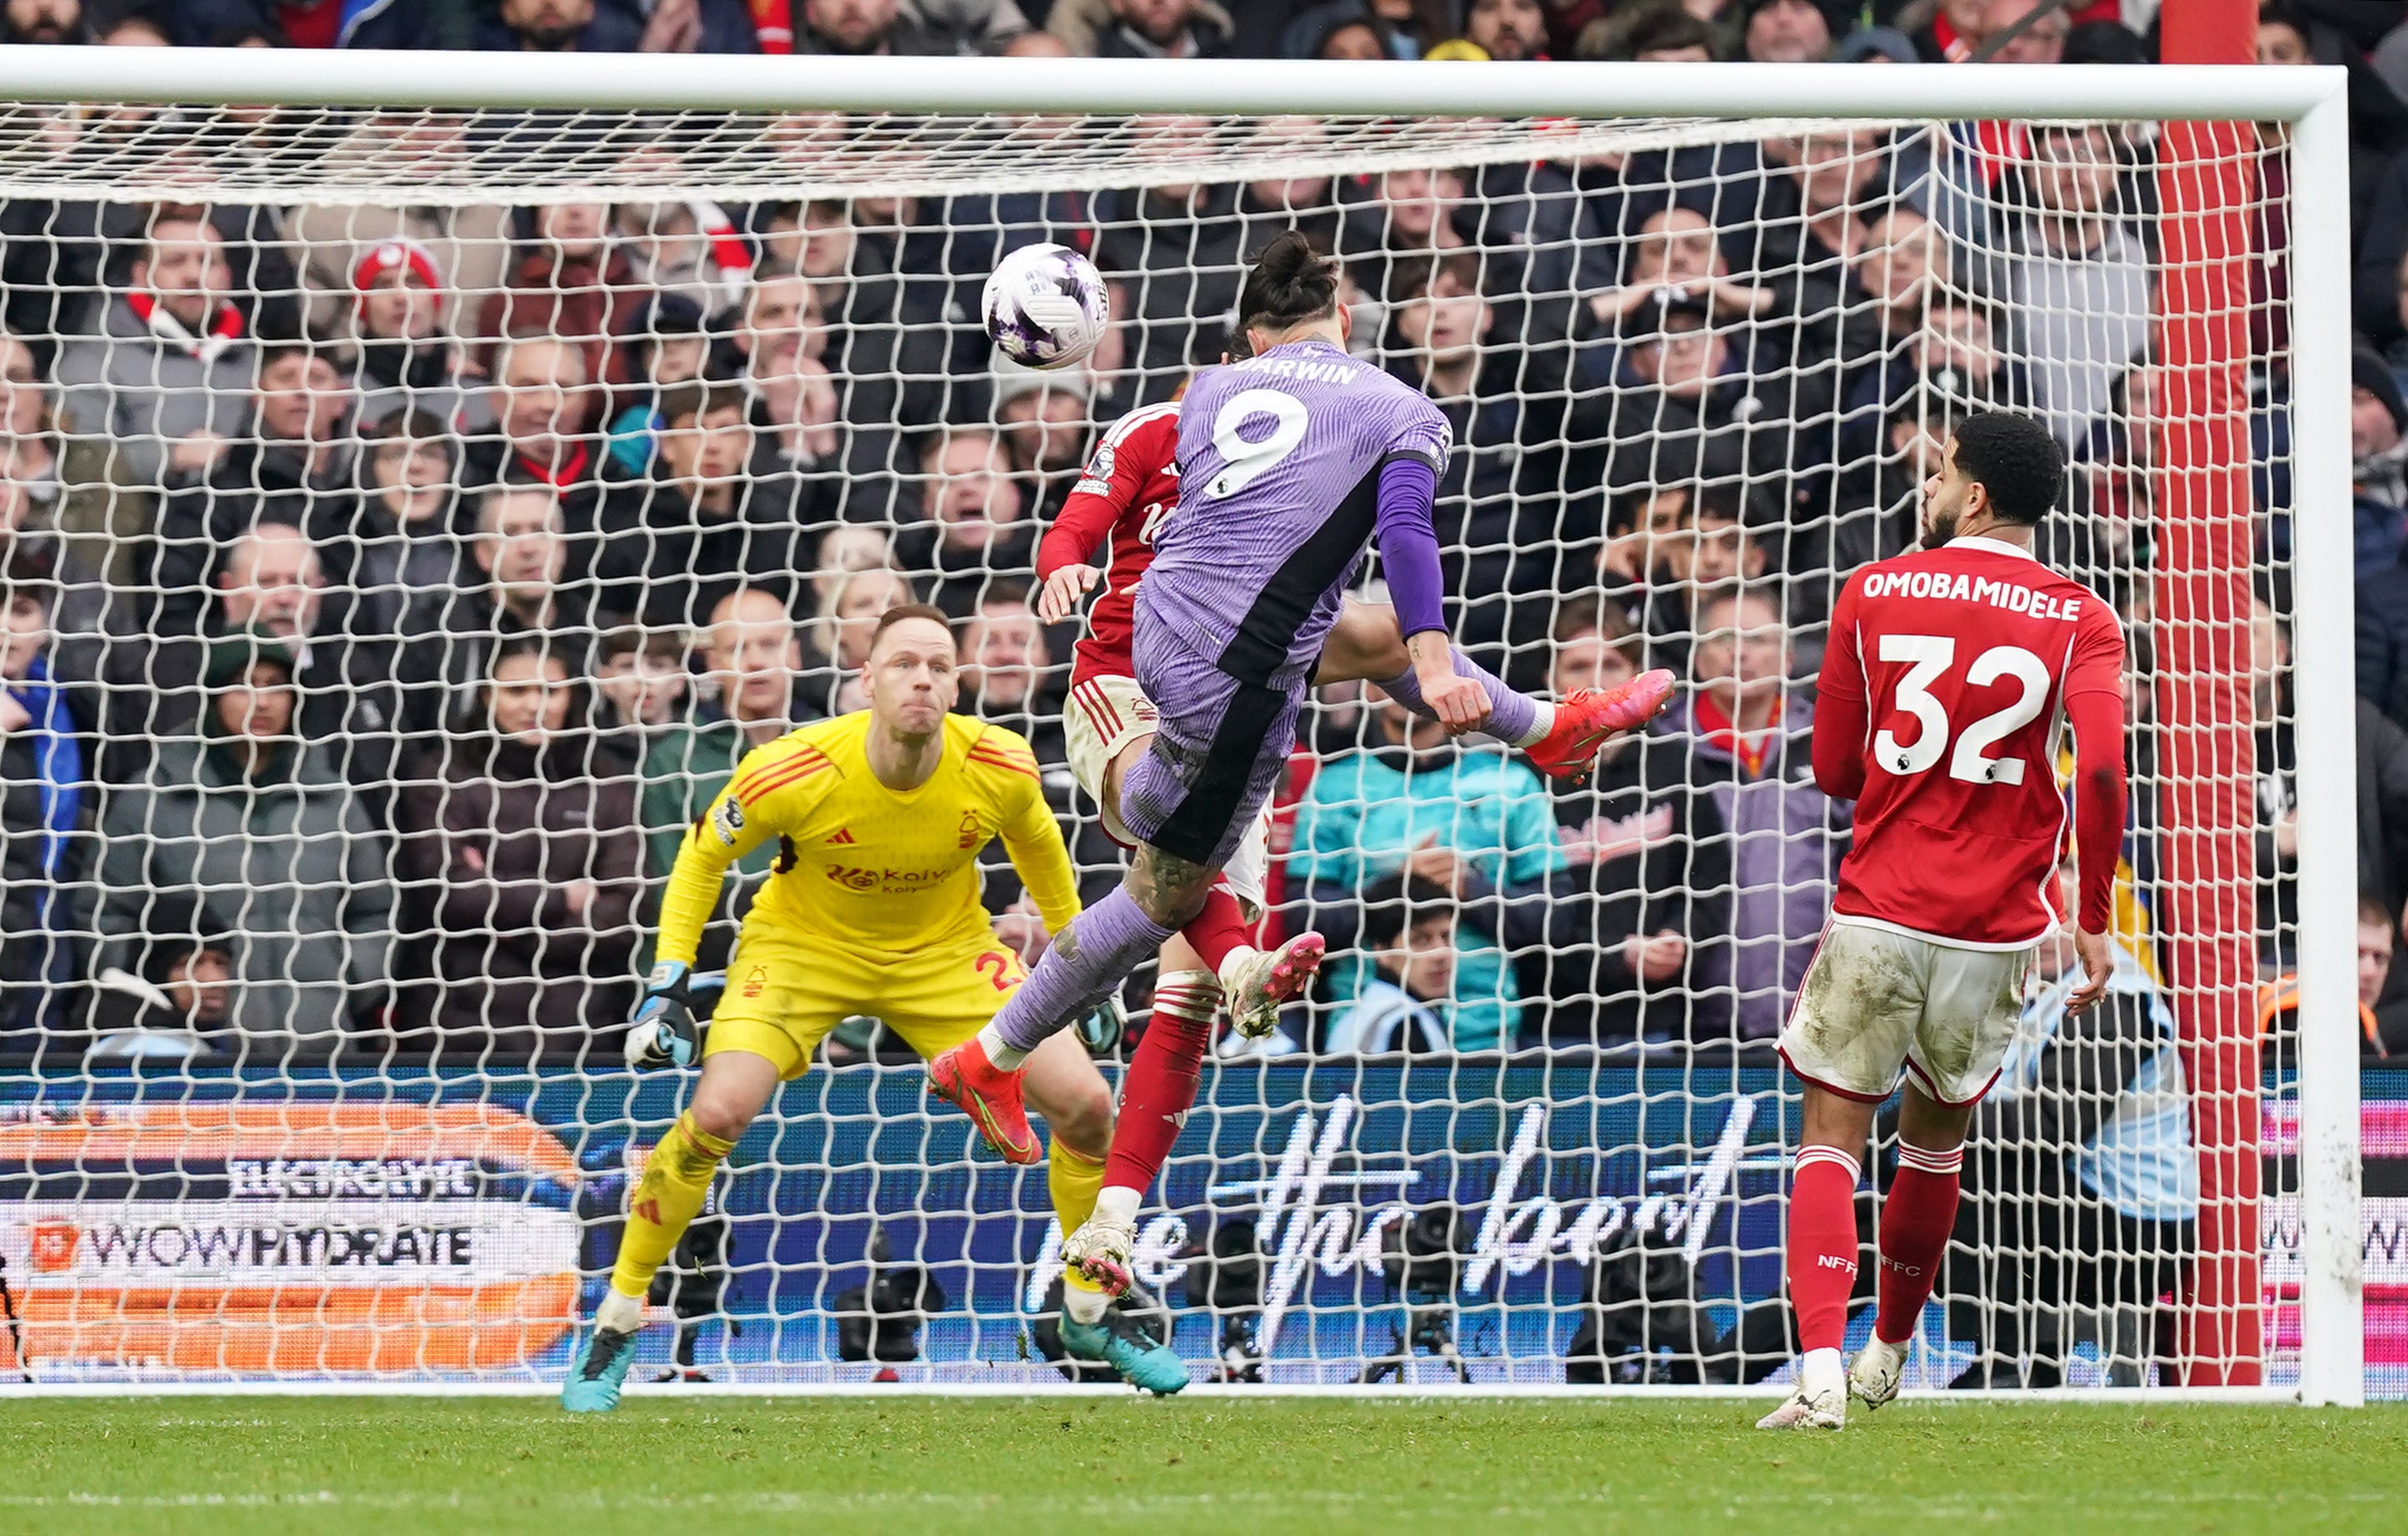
[0,57,2363,1399]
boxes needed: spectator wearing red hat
[351,237,494,436]
[284,115,511,351]
[356,237,441,317]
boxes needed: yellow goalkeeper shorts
[700,918,1029,1080]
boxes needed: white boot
[1756,1348,1846,1431]
[1850,1335,1905,1411]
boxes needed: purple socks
[1376,648,1541,744]
[990,888,1175,1053]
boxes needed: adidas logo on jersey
[826,828,856,844]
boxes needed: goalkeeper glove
[1075,993,1126,1058]
[625,961,700,1070]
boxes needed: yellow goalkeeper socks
[1050,1141,1112,1322]
[609,1111,736,1301]
[1049,1140,1106,1236]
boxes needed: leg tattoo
[987,886,1178,1056]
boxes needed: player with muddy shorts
[1757,409,2129,1432]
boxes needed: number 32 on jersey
[1872,634,2053,785]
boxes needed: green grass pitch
[3,1397,2401,1535]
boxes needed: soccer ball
[982,242,1108,371]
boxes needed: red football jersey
[1036,401,1181,684]
[1814,536,2128,948]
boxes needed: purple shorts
[1117,615,1305,871]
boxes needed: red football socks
[1873,1143,1962,1346]
[1179,879,1254,977]
[1101,974,1217,1196]
[1785,1146,1863,1356]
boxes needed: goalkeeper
[563,603,1173,1409]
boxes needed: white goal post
[0,51,2362,1403]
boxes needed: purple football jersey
[1140,338,1452,685]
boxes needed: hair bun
[1238,230,1341,332]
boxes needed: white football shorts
[1777,920,2036,1107]
[1063,672,1269,916]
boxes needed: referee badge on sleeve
[710,794,745,845]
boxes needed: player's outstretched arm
[995,755,1085,937]
[1035,499,1117,585]
[626,755,785,1067]
[1033,500,1112,623]
[1035,563,1101,624]
[1032,401,1161,621]
[1372,450,1488,733]
[652,800,760,970]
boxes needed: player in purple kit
[929,233,1673,1163]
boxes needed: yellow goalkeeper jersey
[652,710,1080,967]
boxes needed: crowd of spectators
[0,0,2401,1068]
